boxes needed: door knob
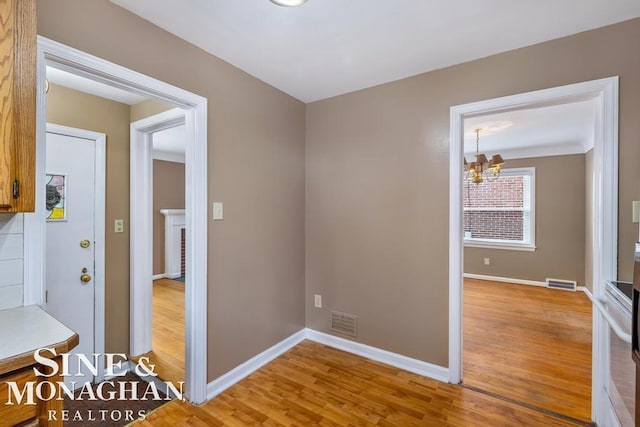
[80,240,91,248]
[80,274,92,283]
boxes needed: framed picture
[46,173,67,221]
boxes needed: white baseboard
[578,286,593,300]
[464,273,546,287]
[305,329,449,382]
[206,329,307,400]
[168,272,182,279]
[152,274,166,281]
[205,327,449,402]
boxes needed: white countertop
[0,305,76,361]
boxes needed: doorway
[130,109,188,385]
[44,124,106,388]
[449,77,619,424]
[25,36,209,403]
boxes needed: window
[463,167,535,251]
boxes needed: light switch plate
[213,202,223,220]
[633,201,640,223]
[114,219,124,233]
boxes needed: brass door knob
[80,274,92,283]
[80,240,91,248]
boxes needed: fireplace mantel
[160,209,185,279]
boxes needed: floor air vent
[331,311,357,337]
[546,278,577,291]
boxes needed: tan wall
[46,83,131,354]
[130,99,174,123]
[39,0,306,380]
[153,160,185,276]
[306,19,640,367]
[585,149,594,291]
[464,155,586,286]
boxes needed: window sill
[464,240,537,252]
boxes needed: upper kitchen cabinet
[0,0,36,212]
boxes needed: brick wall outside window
[463,175,527,242]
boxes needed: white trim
[32,124,107,383]
[131,110,185,357]
[33,37,209,404]
[206,329,307,400]
[306,329,449,382]
[463,167,535,249]
[152,274,167,281]
[205,328,449,402]
[579,286,594,301]
[449,77,618,425]
[463,273,546,287]
[463,242,537,252]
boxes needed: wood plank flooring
[135,340,584,426]
[132,279,185,385]
[463,278,592,422]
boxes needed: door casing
[27,36,209,404]
[448,77,619,424]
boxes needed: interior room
[460,101,595,422]
[1,1,640,426]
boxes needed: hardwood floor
[133,279,185,385]
[463,278,592,422]
[135,340,584,426]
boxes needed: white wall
[0,213,24,310]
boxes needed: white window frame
[463,167,536,251]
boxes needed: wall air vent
[331,311,357,337]
[546,278,577,291]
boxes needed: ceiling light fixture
[464,129,504,184]
[269,0,308,7]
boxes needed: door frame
[448,77,618,424]
[40,123,107,382]
[27,36,209,404]
[129,107,184,354]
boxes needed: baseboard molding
[206,329,307,400]
[152,274,166,281]
[577,286,593,300]
[305,329,449,382]
[205,327,449,402]
[464,273,546,287]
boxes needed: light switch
[213,202,223,220]
[114,219,124,233]
[633,201,640,223]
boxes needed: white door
[45,131,97,388]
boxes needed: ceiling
[463,100,595,160]
[46,66,148,105]
[110,0,640,102]
[153,125,186,163]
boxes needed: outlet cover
[314,294,322,308]
[114,219,124,233]
[484,258,490,266]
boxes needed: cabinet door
[0,0,36,212]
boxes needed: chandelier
[464,129,504,184]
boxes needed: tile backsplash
[0,213,23,310]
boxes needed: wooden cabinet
[0,0,36,212]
